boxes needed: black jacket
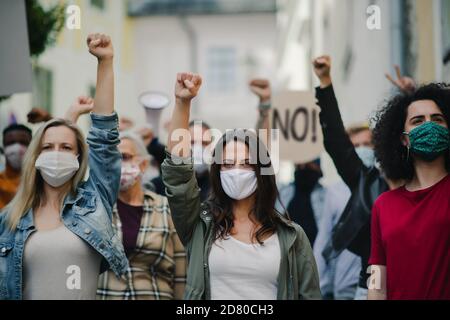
[315,85,389,288]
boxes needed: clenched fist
[175,73,202,101]
[65,96,94,123]
[313,55,332,88]
[87,33,113,61]
[27,108,52,124]
[249,79,271,104]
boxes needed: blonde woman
[0,33,128,300]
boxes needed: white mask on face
[35,151,80,188]
[355,146,375,168]
[192,143,210,176]
[120,163,142,192]
[5,143,27,171]
[220,169,257,200]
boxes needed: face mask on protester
[404,121,450,162]
[355,146,376,168]
[192,143,210,176]
[4,143,28,171]
[120,162,142,192]
[294,168,322,192]
[35,151,80,188]
[220,169,257,200]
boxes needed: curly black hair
[372,83,450,181]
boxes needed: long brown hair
[206,129,286,244]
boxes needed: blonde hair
[4,119,89,230]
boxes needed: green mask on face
[405,121,450,162]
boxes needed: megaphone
[138,91,170,137]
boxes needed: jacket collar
[17,209,35,231]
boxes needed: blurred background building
[1,0,449,183]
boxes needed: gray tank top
[23,225,102,300]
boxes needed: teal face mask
[404,121,450,162]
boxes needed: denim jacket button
[99,243,105,250]
[1,247,6,253]
[84,228,92,235]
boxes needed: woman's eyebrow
[409,115,425,121]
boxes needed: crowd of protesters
[0,33,449,301]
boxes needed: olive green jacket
[161,154,322,300]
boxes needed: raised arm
[84,33,121,216]
[87,33,115,115]
[313,56,364,189]
[167,73,202,157]
[162,73,203,246]
[250,79,272,146]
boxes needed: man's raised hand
[385,65,416,93]
[313,55,332,88]
[249,79,271,104]
[175,73,202,101]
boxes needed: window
[32,66,53,113]
[90,0,105,10]
[206,47,237,93]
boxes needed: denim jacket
[0,113,129,300]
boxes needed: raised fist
[313,56,331,82]
[175,73,202,101]
[87,33,113,61]
[65,96,94,123]
[249,79,271,103]
[27,108,52,124]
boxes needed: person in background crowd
[162,72,321,300]
[277,160,325,247]
[368,83,450,300]
[253,77,324,247]
[312,123,373,300]
[0,124,32,209]
[0,33,128,300]
[138,119,214,199]
[312,55,391,300]
[97,131,186,300]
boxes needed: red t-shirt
[369,174,450,300]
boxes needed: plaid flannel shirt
[97,190,187,300]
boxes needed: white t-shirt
[209,233,281,300]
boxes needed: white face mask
[120,163,142,192]
[355,146,375,168]
[220,169,257,200]
[192,143,210,176]
[5,143,27,171]
[35,151,80,188]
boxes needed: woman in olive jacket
[161,72,321,300]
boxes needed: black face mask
[294,168,322,192]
